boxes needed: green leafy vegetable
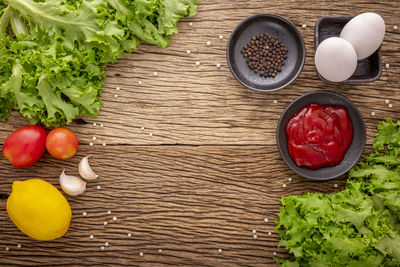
[276,118,400,267]
[0,0,198,127]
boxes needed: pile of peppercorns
[241,33,287,78]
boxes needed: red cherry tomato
[46,128,78,159]
[3,125,47,168]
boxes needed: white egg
[340,12,385,60]
[315,37,357,82]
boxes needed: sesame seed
[114,94,118,98]
[385,99,390,104]
[253,235,258,239]
[264,217,269,223]
[92,137,96,141]
[389,103,393,108]
[100,123,104,127]
[268,232,272,236]
[140,252,144,256]
[104,221,108,226]
[159,249,163,253]
[97,185,101,190]
[128,233,132,237]
[153,72,158,77]
[252,229,256,234]
[273,100,278,104]
[141,127,144,130]
[302,24,307,28]
[102,143,106,146]
[93,123,97,126]
[186,50,191,54]
[334,184,338,188]
[107,211,111,214]
[288,177,292,182]
[273,251,277,256]
[105,242,109,247]
[116,87,120,90]
[89,142,94,146]
[385,63,390,69]
[206,41,211,46]
[371,111,376,116]
[17,244,21,249]
[149,133,153,137]
[90,235,94,240]
[219,35,223,39]
[113,216,117,221]
[394,26,398,30]
[82,212,87,217]
[196,61,200,66]
[216,63,221,68]
[5,247,9,251]
[189,22,193,26]
[138,81,142,85]
[218,248,222,253]
[283,184,287,188]
[101,246,105,251]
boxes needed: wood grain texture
[0,0,399,266]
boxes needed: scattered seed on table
[273,251,277,256]
[159,249,163,253]
[116,87,120,90]
[394,25,398,30]
[385,63,390,69]
[128,233,132,237]
[101,246,105,251]
[153,72,158,76]
[5,247,9,251]
[97,185,101,190]
[389,103,393,108]
[385,99,390,104]
[90,235,94,240]
[140,252,144,256]
[92,137,96,141]
[104,221,108,226]
[100,123,104,127]
[218,248,222,253]
[93,123,97,126]
[264,217,269,223]
[252,229,256,234]
[371,111,376,116]
[216,63,221,68]
[219,35,223,39]
[334,184,338,188]
[196,61,200,66]
[274,100,278,104]
[206,41,211,46]
[138,81,142,85]
[113,216,117,221]
[302,24,307,28]
[114,94,118,98]
[283,183,287,188]
[82,212,87,217]
[149,133,153,137]
[141,127,145,130]
[105,242,109,247]
[288,177,292,182]
[189,22,193,26]
[89,142,94,146]
[102,143,106,146]
[186,50,191,54]
[253,235,258,239]
[268,232,272,236]
[17,244,21,249]
[107,211,111,215]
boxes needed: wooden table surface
[1,0,399,266]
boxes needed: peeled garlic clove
[79,155,99,181]
[59,169,87,196]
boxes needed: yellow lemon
[7,179,71,241]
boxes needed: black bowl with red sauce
[276,91,366,181]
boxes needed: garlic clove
[59,169,87,196]
[79,155,99,181]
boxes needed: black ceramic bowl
[276,91,366,180]
[227,14,305,92]
[315,16,382,82]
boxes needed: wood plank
[1,0,399,145]
[0,145,347,266]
